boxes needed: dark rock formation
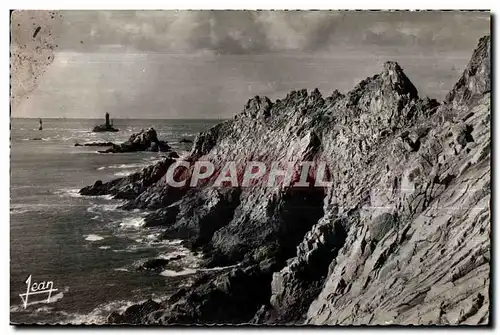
[97,128,171,153]
[180,138,193,143]
[136,258,171,272]
[82,36,491,325]
[74,141,114,147]
[92,112,119,132]
[92,125,119,132]
[108,299,161,324]
[136,257,183,273]
[167,151,179,159]
[79,158,176,199]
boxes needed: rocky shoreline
[80,36,490,325]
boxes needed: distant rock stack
[96,127,171,154]
[92,112,119,132]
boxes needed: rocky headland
[80,36,491,325]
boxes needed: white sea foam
[119,217,145,228]
[10,292,65,312]
[113,170,136,177]
[97,194,115,200]
[61,299,134,325]
[85,234,104,241]
[98,246,111,250]
[160,268,198,277]
[159,263,237,278]
[54,188,81,198]
[98,163,147,170]
[35,306,54,313]
[56,188,116,200]
[86,203,122,214]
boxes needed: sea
[10,118,222,324]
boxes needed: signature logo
[19,275,59,309]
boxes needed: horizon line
[11,117,229,120]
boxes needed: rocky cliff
[81,36,491,325]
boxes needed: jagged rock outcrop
[445,36,491,107]
[79,157,176,198]
[81,36,490,325]
[97,127,171,153]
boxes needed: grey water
[10,118,222,324]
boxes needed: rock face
[97,128,171,153]
[81,36,490,325]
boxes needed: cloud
[10,10,491,118]
[12,10,489,55]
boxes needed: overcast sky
[11,10,490,119]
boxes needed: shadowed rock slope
[81,36,491,325]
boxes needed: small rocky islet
[96,127,171,154]
[91,112,119,132]
[76,115,174,154]
[79,36,491,325]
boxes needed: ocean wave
[55,189,115,200]
[86,202,123,214]
[10,208,31,215]
[60,294,172,325]
[60,299,133,325]
[35,306,54,313]
[84,234,105,241]
[10,203,74,214]
[159,263,238,278]
[10,291,66,312]
[54,188,81,198]
[99,194,115,200]
[98,246,111,250]
[160,268,198,277]
[105,163,147,169]
[119,217,145,229]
